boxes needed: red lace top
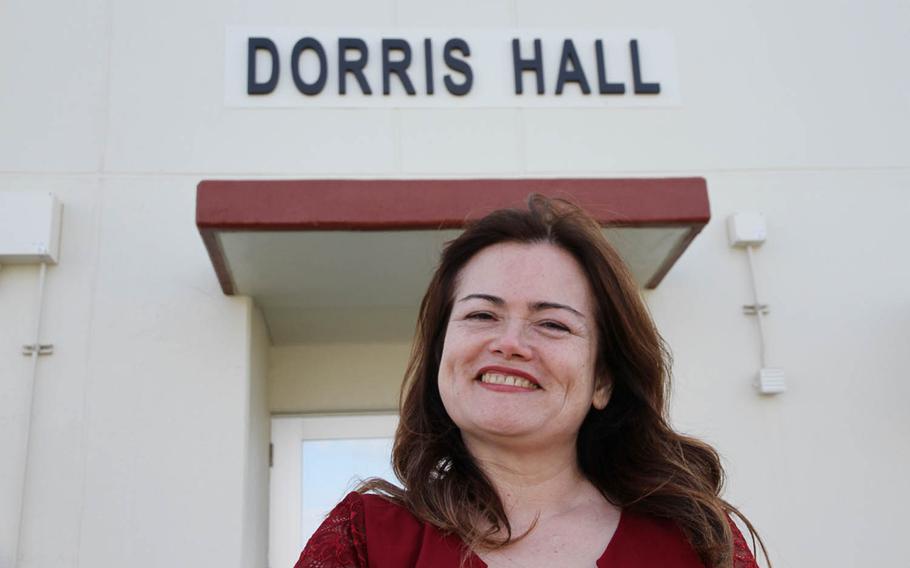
[294,492,760,568]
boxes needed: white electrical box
[0,192,63,264]
[756,367,786,394]
[727,212,767,247]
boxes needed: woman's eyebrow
[532,301,585,319]
[457,293,504,305]
[457,294,584,319]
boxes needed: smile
[479,372,540,390]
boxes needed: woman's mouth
[478,372,540,390]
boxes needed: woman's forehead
[453,242,594,312]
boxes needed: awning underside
[197,179,709,343]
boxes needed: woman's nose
[489,320,532,360]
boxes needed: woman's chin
[460,416,548,444]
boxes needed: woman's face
[437,242,610,452]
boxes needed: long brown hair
[361,195,768,567]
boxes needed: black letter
[291,37,327,95]
[630,39,660,94]
[595,40,625,94]
[424,38,434,95]
[382,39,416,95]
[338,38,372,95]
[247,37,279,95]
[555,39,591,95]
[512,38,544,95]
[443,39,473,96]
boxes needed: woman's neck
[462,433,599,529]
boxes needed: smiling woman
[438,242,609,453]
[294,195,767,568]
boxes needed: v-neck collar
[468,509,626,568]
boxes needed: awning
[196,179,709,343]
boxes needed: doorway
[269,413,399,568]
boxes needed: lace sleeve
[730,519,761,568]
[293,492,368,568]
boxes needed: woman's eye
[466,312,496,321]
[540,321,571,333]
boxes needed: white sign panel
[224,28,680,108]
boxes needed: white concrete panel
[0,0,109,173]
[646,170,910,567]
[76,177,253,568]
[514,0,670,27]
[104,0,400,175]
[266,306,419,344]
[187,109,400,175]
[398,109,523,173]
[0,177,101,568]
[395,0,516,27]
[270,342,411,413]
[0,264,36,568]
[101,0,218,173]
[520,0,910,173]
[234,0,395,27]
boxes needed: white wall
[270,343,411,414]
[242,306,271,568]
[6,0,907,179]
[0,179,99,568]
[1,0,908,567]
[648,171,910,567]
[0,179,259,568]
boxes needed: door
[269,413,399,568]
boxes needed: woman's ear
[592,378,612,410]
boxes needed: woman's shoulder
[358,491,429,542]
[294,492,424,568]
[312,490,426,535]
[315,490,418,524]
[358,491,470,567]
[294,492,369,568]
[358,491,416,520]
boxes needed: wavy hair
[361,194,768,567]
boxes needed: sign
[225,28,680,108]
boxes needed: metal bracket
[22,344,54,356]
[742,304,770,316]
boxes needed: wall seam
[74,179,108,568]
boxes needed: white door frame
[269,413,399,568]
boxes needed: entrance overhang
[196,178,709,343]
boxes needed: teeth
[480,373,539,389]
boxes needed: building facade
[1,1,909,567]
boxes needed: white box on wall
[0,192,63,264]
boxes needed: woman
[295,195,767,568]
